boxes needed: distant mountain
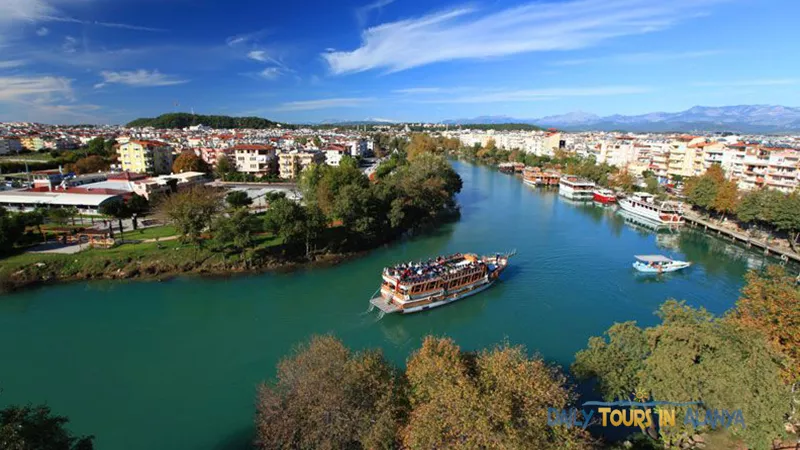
[315,119,397,126]
[445,105,800,133]
[127,113,287,129]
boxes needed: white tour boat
[559,175,596,201]
[618,192,684,225]
[633,255,691,273]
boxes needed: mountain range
[443,105,800,133]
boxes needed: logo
[547,390,745,433]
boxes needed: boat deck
[369,297,400,314]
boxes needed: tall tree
[263,197,325,257]
[225,191,253,209]
[772,192,800,251]
[255,335,404,450]
[0,404,94,450]
[99,199,130,240]
[0,207,26,255]
[156,187,223,243]
[71,155,108,174]
[215,155,233,179]
[712,179,739,222]
[172,151,210,174]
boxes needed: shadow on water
[632,268,693,284]
[212,427,252,450]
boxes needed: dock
[369,297,400,314]
[683,211,800,263]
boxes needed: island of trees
[126,113,289,129]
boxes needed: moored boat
[633,255,691,273]
[559,175,596,201]
[369,252,514,315]
[593,188,617,204]
[619,192,684,225]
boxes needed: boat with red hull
[593,189,617,204]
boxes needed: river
[0,160,781,449]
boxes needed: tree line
[126,113,291,130]
[684,165,800,250]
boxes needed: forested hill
[126,113,290,129]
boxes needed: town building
[0,137,23,155]
[233,145,277,175]
[279,150,325,179]
[117,140,174,175]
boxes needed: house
[233,144,277,175]
[0,137,23,155]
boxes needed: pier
[683,211,800,263]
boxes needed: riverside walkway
[683,210,800,263]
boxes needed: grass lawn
[124,225,178,241]
[0,153,55,162]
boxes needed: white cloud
[259,67,282,80]
[356,0,395,26]
[273,97,375,112]
[0,60,27,68]
[413,85,651,103]
[0,75,73,102]
[36,27,49,36]
[323,0,727,74]
[95,69,189,88]
[62,36,78,53]
[551,50,726,66]
[393,87,443,94]
[691,79,800,87]
[248,50,269,62]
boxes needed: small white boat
[633,255,691,273]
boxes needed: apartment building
[233,144,277,175]
[279,150,324,179]
[20,136,45,151]
[764,148,800,193]
[0,137,22,155]
[196,147,234,168]
[667,136,706,179]
[117,140,174,175]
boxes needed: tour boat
[633,255,691,273]
[618,192,684,225]
[523,167,561,187]
[369,252,515,315]
[593,189,617,204]
[559,175,596,201]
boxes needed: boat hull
[593,192,616,204]
[632,261,691,273]
[400,279,495,314]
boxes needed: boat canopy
[634,255,674,263]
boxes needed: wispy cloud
[36,27,50,37]
[273,97,375,112]
[356,0,395,26]
[0,60,27,69]
[94,70,189,88]
[259,67,282,80]
[691,79,800,87]
[551,50,726,66]
[0,0,163,32]
[393,87,445,94]
[413,85,651,103]
[226,29,272,47]
[0,75,74,102]
[62,36,78,53]
[323,0,727,74]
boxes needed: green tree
[0,404,94,450]
[333,184,385,244]
[312,136,322,148]
[127,194,149,215]
[71,155,108,174]
[263,197,325,257]
[0,207,26,255]
[736,189,764,226]
[215,155,233,178]
[99,199,131,240]
[405,133,439,160]
[156,187,223,243]
[172,151,209,174]
[772,192,800,251]
[255,335,404,450]
[85,137,107,156]
[47,208,71,226]
[573,300,789,449]
[211,208,256,262]
[225,191,253,209]
[403,337,593,449]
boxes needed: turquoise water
[0,161,778,449]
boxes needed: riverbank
[0,235,368,294]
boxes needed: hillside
[126,113,288,129]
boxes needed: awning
[635,255,674,263]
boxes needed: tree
[47,208,71,226]
[263,197,325,257]
[403,337,593,449]
[0,207,26,255]
[215,155,233,179]
[312,136,322,148]
[127,194,149,215]
[712,179,739,222]
[0,404,94,450]
[733,265,800,383]
[99,199,130,240]
[211,208,256,262]
[85,137,107,156]
[71,156,108,174]
[736,189,764,226]
[171,151,209,174]
[156,187,223,243]
[685,176,719,210]
[405,133,439,160]
[772,192,800,251]
[225,191,252,209]
[573,300,789,449]
[610,170,636,193]
[255,335,404,450]
[333,184,385,244]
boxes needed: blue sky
[0,0,798,124]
